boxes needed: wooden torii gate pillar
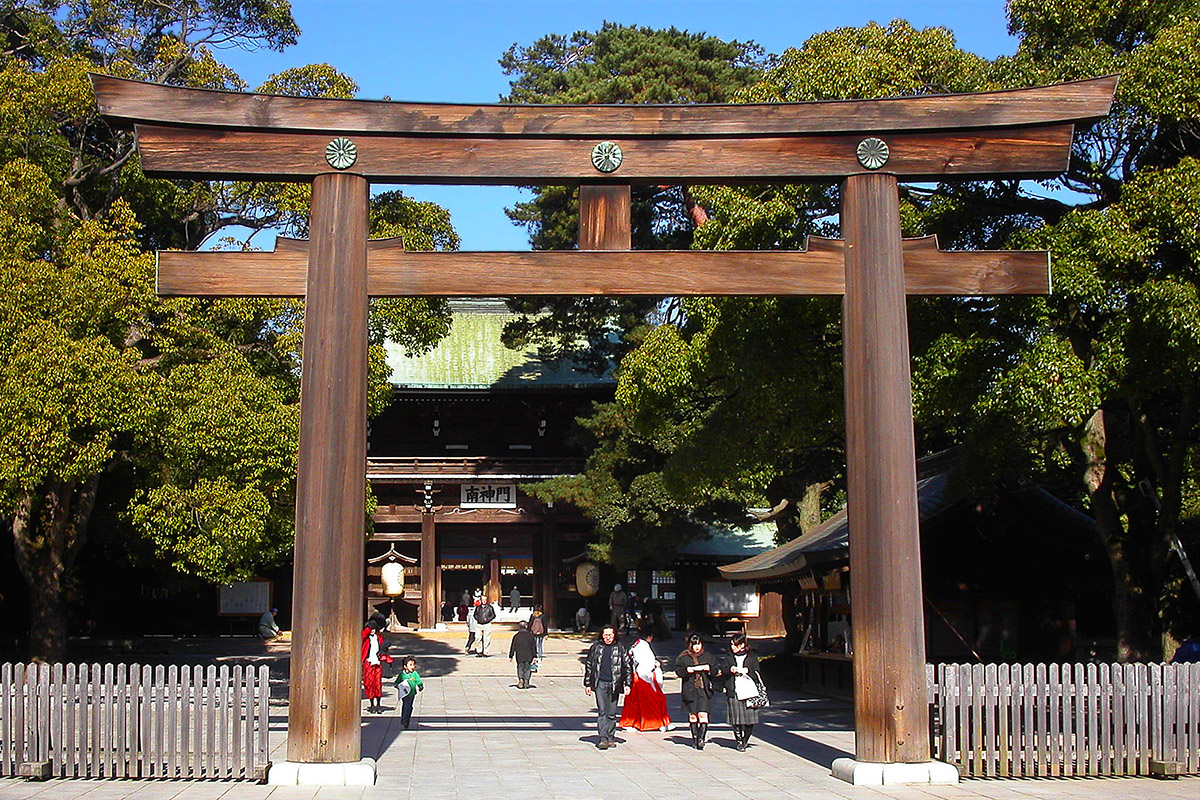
[94,74,1114,786]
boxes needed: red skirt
[363,662,383,699]
[620,674,671,731]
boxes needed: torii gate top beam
[92,75,1116,185]
[93,74,1115,137]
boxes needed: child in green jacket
[394,656,424,728]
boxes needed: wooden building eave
[366,456,582,482]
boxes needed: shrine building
[363,299,612,629]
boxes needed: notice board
[704,580,760,617]
[219,580,272,616]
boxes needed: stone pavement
[2,629,1197,800]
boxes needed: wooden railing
[928,662,1200,777]
[1,663,271,780]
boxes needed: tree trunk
[1081,408,1154,662]
[1134,390,1197,647]
[681,187,709,229]
[10,476,99,662]
[798,480,832,534]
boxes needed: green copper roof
[674,523,779,561]
[386,300,615,389]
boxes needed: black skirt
[726,695,760,724]
[681,686,712,715]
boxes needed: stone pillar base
[267,758,377,786]
[831,759,959,786]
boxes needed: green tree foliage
[911,0,1200,660]
[0,1,456,660]
[534,21,989,565]
[497,23,772,371]
[533,8,1200,657]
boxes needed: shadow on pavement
[755,723,854,768]
[379,631,463,678]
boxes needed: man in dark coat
[509,620,538,689]
[583,624,633,749]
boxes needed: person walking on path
[723,632,763,751]
[529,604,548,660]
[465,599,481,653]
[583,623,633,750]
[608,584,628,632]
[509,585,521,612]
[361,616,393,714]
[509,620,538,689]
[674,633,721,749]
[620,627,672,732]
[474,596,498,656]
[394,656,424,729]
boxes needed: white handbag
[734,673,758,701]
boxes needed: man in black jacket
[509,620,538,688]
[582,624,632,749]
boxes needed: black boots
[697,722,708,749]
[733,723,755,751]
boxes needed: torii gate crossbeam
[93,74,1116,787]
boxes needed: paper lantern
[575,562,600,597]
[381,561,405,596]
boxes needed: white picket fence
[928,662,1200,777]
[1,663,271,780]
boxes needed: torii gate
[93,73,1115,786]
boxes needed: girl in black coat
[723,632,763,751]
[674,634,722,749]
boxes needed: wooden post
[532,528,544,609]
[435,530,443,621]
[841,172,930,764]
[288,172,369,764]
[541,509,558,627]
[579,185,631,250]
[486,554,501,604]
[420,512,437,628]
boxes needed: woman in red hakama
[620,629,673,732]
[362,616,393,713]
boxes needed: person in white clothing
[465,599,480,653]
[619,628,673,732]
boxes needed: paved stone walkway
[2,630,1197,799]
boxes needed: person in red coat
[361,615,393,713]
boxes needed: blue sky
[217,0,1020,250]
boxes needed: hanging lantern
[575,561,600,597]
[381,561,405,597]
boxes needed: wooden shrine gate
[93,74,1115,785]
